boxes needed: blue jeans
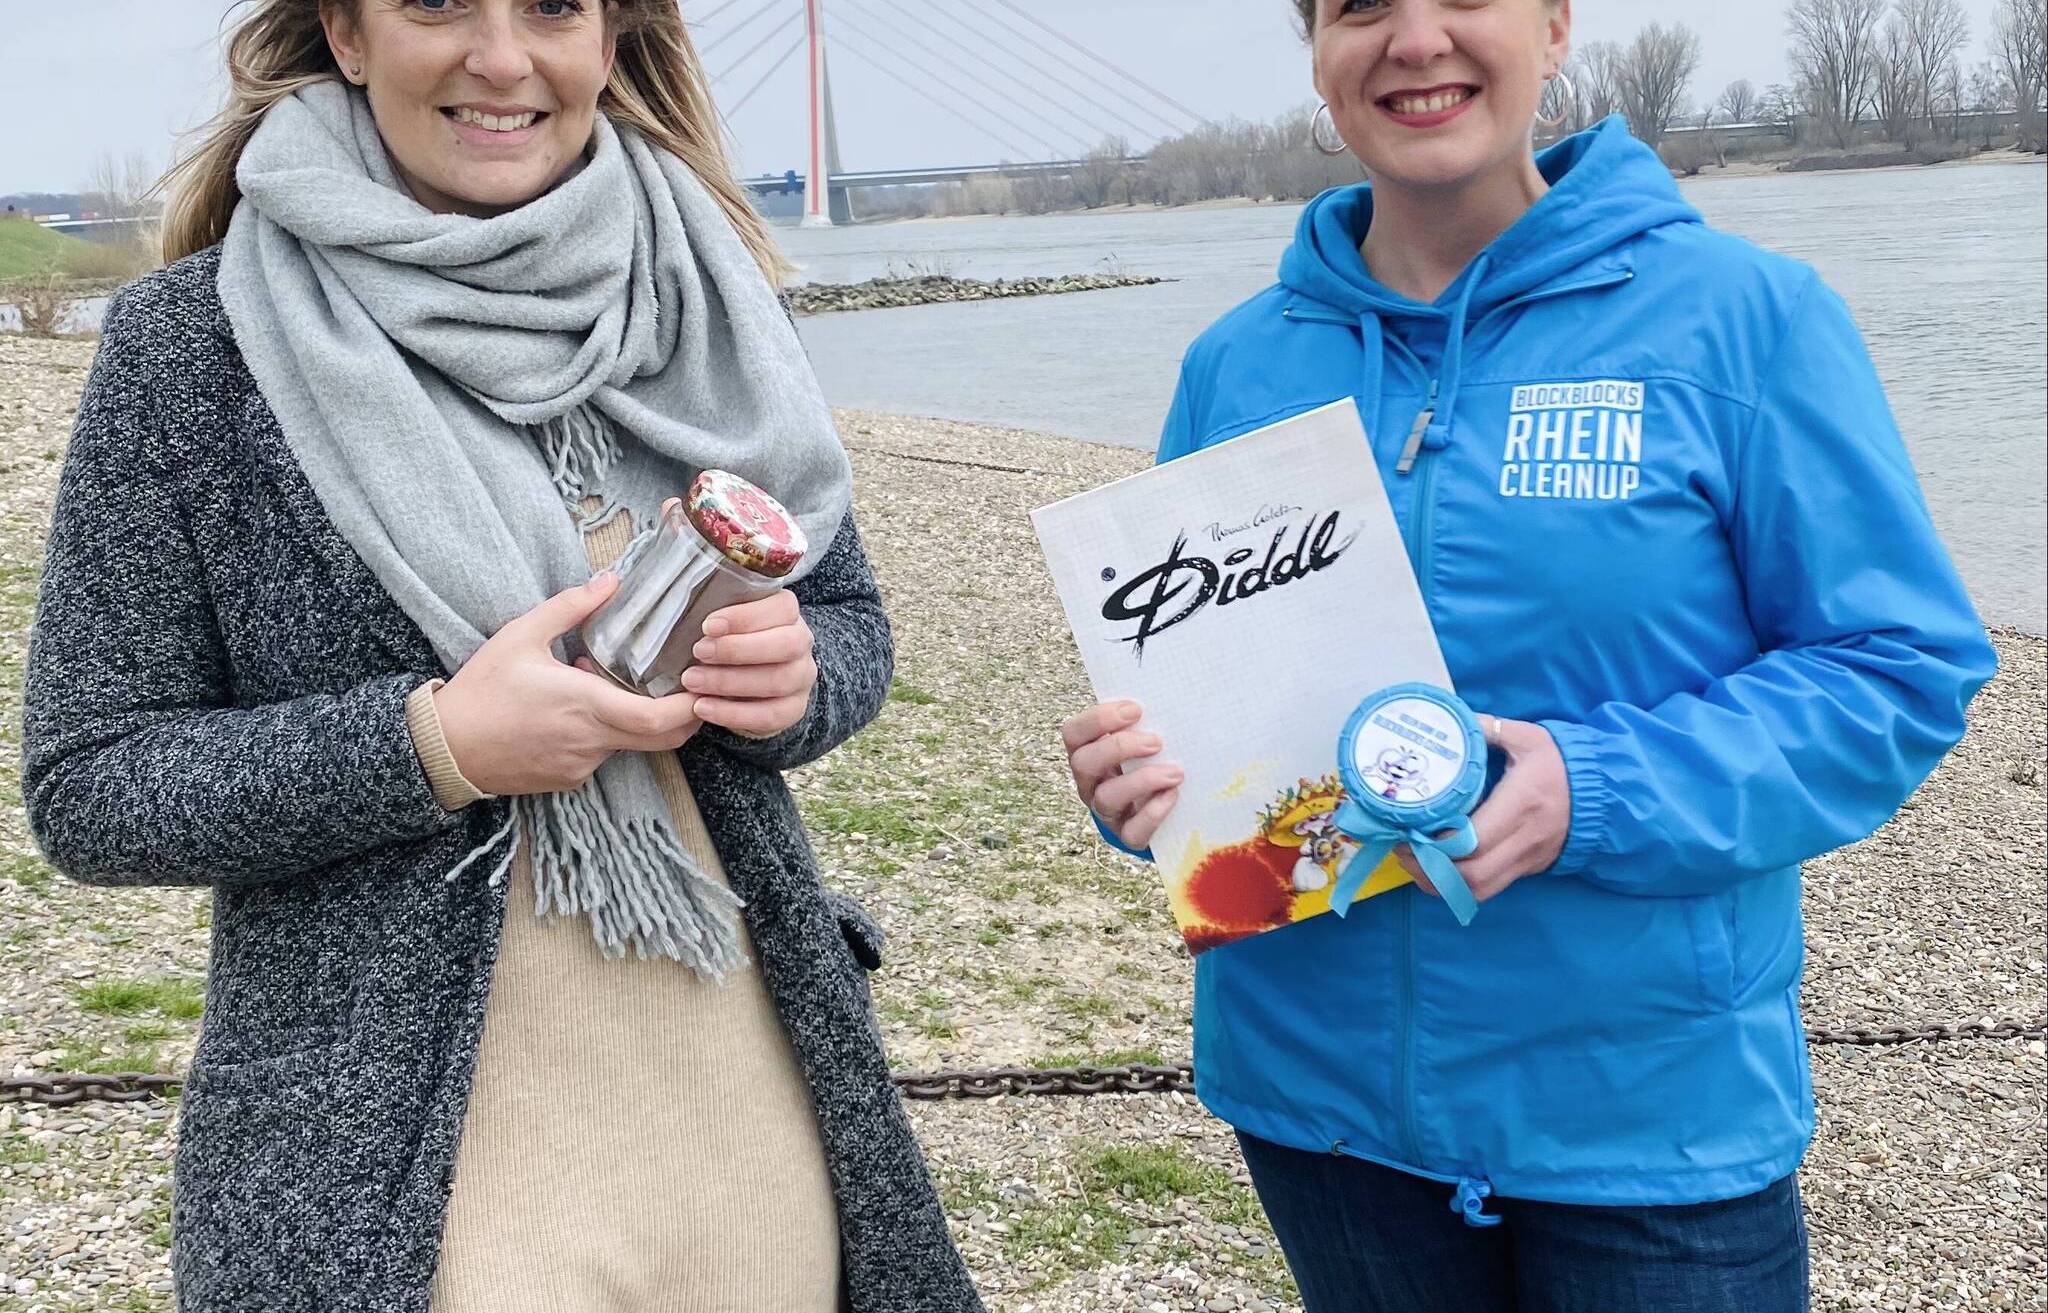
[1237,1133,1809,1313]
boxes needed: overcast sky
[0,0,2009,194]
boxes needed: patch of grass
[1081,1143,1219,1206]
[803,797,939,849]
[888,681,939,707]
[1002,1196,1132,1268]
[1082,1143,1281,1266]
[116,1288,167,1313]
[73,974,204,1021]
[882,989,962,1041]
[0,851,53,891]
[1051,990,1120,1024]
[0,1138,49,1167]
[937,1165,999,1217]
[0,218,94,280]
[995,973,1055,1005]
[55,1038,163,1075]
[1028,1047,1167,1071]
[122,1020,180,1045]
[141,1202,172,1251]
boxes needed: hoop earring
[1312,103,1350,157]
[1535,72,1577,133]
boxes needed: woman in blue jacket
[1060,2,1997,1310]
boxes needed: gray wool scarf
[218,82,851,975]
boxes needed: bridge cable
[821,27,1043,163]
[827,10,1079,160]
[965,0,1208,132]
[851,0,1163,149]
[726,35,807,117]
[697,0,785,60]
[686,0,759,30]
[833,0,1110,156]
[948,0,1188,136]
[710,9,804,85]
[899,0,1179,147]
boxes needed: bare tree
[1564,40,1626,132]
[80,151,158,220]
[1616,22,1703,145]
[1941,59,1974,139]
[1872,15,1925,143]
[1992,0,2047,152]
[1072,137,1133,210]
[1893,0,1971,138]
[1761,80,1807,140]
[1787,0,1888,147]
[1716,78,1762,123]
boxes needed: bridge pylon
[800,0,850,228]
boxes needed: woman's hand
[436,574,704,797]
[681,590,818,739]
[1062,700,1182,851]
[1399,715,1571,905]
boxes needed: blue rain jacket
[1111,118,1996,1211]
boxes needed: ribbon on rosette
[1330,682,1491,927]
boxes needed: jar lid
[1337,683,1488,830]
[685,470,807,578]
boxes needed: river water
[14,162,2041,628]
[784,161,2048,633]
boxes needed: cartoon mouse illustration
[1368,746,1430,803]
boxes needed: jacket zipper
[1391,361,1440,1173]
[1296,267,1635,1181]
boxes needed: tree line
[864,0,2044,219]
[1560,0,2044,153]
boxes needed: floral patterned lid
[684,469,807,578]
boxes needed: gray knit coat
[21,248,987,1313]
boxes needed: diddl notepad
[1032,400,1451,954]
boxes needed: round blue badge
[1330,683,1490,925]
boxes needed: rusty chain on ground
[4,1018,2042,1107]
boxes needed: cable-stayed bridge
[690,0,1205,225]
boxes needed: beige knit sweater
[409,510,842,1312]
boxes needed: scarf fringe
[437,791,747,980]
[521,789,748,977]
[538,405,631,536]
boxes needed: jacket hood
[1277,116,1702,319]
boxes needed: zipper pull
[1396,382,1440,475]
[1452,1178,1503,1229]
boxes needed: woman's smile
[1378,83,1482,128]
[443,102,553,148]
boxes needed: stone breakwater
[788,272,1165,316]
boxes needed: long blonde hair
[160,1,792,284]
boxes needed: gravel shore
[1,336,2042,1311]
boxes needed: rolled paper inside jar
[578,472,809,697]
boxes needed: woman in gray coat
[20,2,983,1310]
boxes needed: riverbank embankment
[0,337,2041,1311]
